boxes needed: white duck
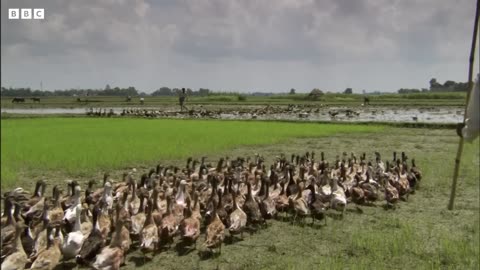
[101,182,113,211]
[175,180,187,208]
[61,206,85,260]
[330,178,347,216]
[64,185,82,224]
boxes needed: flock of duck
[84,105,363,120]
[1,151,422,270]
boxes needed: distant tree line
[397,88,429,94]
[150,87,211,96]
[429,78,468,92]
[1,78,469,97]
[1,85,215,97]
[1,84,139,97]
[397,79,468,94]
[0,86,211,97]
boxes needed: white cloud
[1,0,477,92]
[134,0,149,17]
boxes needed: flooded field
[1,105,464,123]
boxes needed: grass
[1,119,478,269]
[0,118,383,188]
[112,129,476,270]
[1,92,466,108]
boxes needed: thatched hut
[307,88,324,100]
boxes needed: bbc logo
[8,9,44,20]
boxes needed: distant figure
[11,97,25,103]
[179,88,188,111]
[363,96,370,106]
[31,97,40,103]
[140,97,145,105]
[126,96,132,102]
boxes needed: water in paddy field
[1,106,464,124]
[256,106,465,123]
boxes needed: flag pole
[448,0,479,210]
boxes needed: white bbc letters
[8,9,19,19]
[21,9,32,19]
[33,9,45,19]
[8,8,44,20]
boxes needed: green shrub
[237,95,247,101]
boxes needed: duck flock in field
[1,151,422,270]
[84,104,363,120]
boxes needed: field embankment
[1,92,466,108]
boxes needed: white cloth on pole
[462,74,480,142]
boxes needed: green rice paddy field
[1,118,478,269]
[0,118,382,187]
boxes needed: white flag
[462,73,480,142]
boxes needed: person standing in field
[363,96,370,106]
[179,88,188,111]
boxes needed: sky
[1,0,479,93]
